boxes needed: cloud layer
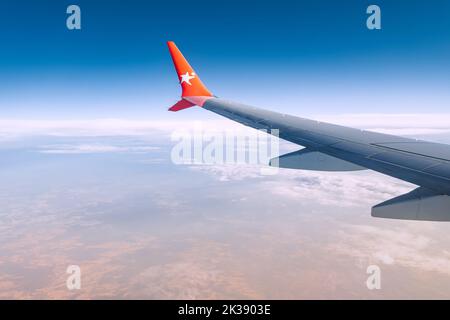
[0,113,450,138]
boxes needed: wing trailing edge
[269,148,366,172]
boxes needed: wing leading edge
[167,41,450,221]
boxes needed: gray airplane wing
[167,41,450,221]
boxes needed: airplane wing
[167,41,450,221]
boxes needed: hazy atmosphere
[1,119,450,299]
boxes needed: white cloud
[0,113,449,138]
[190,163,414,208]
[189,164,266,182]
[331,224,450,275]
[38,144,160,154]
[373,251,395,265]
[0,119,243,138]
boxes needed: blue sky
[0,0,449,119]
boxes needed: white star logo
[180,72,196,85]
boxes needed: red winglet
[169,99,195,112]
[167,41,213,98]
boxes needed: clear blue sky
[0,0,449,119]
